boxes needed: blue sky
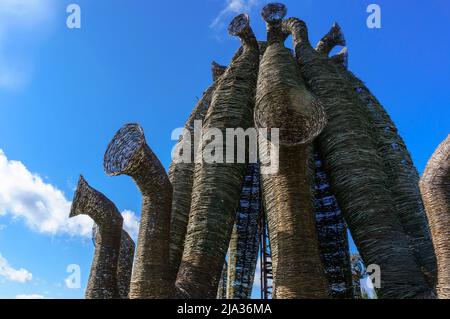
[0,0,448,299]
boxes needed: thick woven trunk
[217,261,228,299]
[420,135,450,298]
[168,62,227,281]
[92,226,135,299]
[175,13,259,298]
[283,17,432,298]
[255,4,329,299]
[226,164,261,299]
[104,124,173,298]
[325,37,437,289]
[70,176,123,299]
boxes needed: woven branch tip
[211,61,227,82]
[316,22,346,56]
[330,47,348,68]
[284,17,433,298]
[70,176,123,299]
[261,3,287,23]
[420,134,450,299]
[325,41,437,289]
[105,123,172,299]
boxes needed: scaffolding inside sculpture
[68,2,447,300]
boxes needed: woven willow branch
[255,4,329,299]
[175,13,260,299]
[70,176,123,299]
[226,164,261,299]
[283,17,432,298]
[168,61,227,281]
[104,124,173,299]
[324,32,437,289]
[420,135,450,299]
[93,225,135,299]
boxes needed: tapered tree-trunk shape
[175,13,260,299]
[283,17,432,298]
[168,61,227,281]
[313,151,353,298]
[226,164,261,299]
[420,135,450,299]
[70,176,123,299]
[92,225,135,299]
[104,124,172,299]
[255,4,328,299]
[324,32,437,288]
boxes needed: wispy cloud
[15,294,45,299]
[0,254,33,283]
[0,149,138,239]
[210,0,263,30]
[0,0,56,91]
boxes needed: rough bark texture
[104,124,173,299]
[175,13,259,299]
[420,135,450,299]
[70,176,123,299]
[168,62,227,281]
[256,4,329,299]
[283,17,432,299]
[92,225,135,299]
[327,42,437,289]
[226,164,261,299]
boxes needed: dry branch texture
[226,164,261,299]
[420,135,450,298]
[327,45,437,288]
[283,17,432,298]
[256,4,329,298]
[175,14,260,298]
[93,226,135,299]
[168,61,227,281]
[104,124,173,299]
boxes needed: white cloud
[0,149,93,237]
[15,294,44,299]
[121,210,139,241]
[210,0,263,29]
[0,0,55,91]
[0,149,138,240]
[0,254,33,283]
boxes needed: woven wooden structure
[217,261,228,299]
[175,13,260,298]
[283,17,432,298]
[92,225,135,299]
[104,124,173,299]
[226,164,261,299]
[325,32,437,288]
[315,22,346,56]
[168,61,227,281]
[256,4,329,299]
[70,176,123,299]
[420,135,450,298]
[313,152,353,298]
